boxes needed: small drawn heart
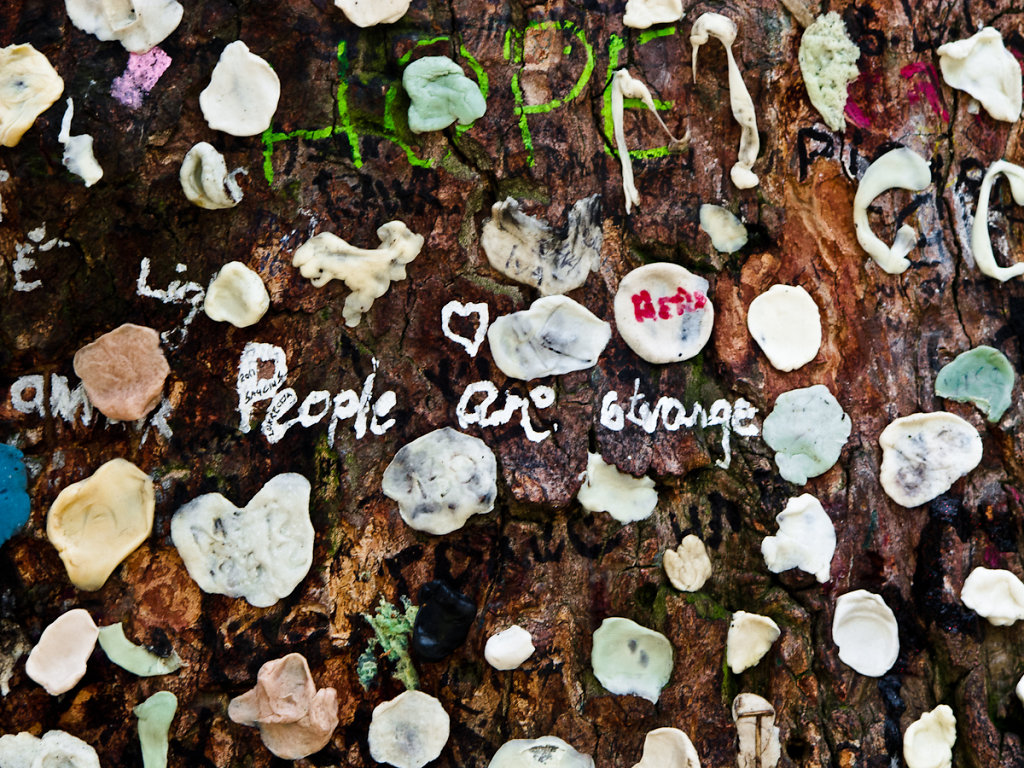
[441,300,489,357]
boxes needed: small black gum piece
[412,581,476,662]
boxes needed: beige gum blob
[46,458,155,591]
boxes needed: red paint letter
[632,290,655,322]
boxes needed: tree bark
[3,1,1024,766]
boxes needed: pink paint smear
[844,101,872,129]
[900,62,949,122]
[111,47,172,109]
[983,544,1001,569]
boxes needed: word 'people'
[236,342,396,444]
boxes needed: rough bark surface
[2,0,1024,766]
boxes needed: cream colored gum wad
[0,43,64,147]
[690,12,759,189]
[46,458,155,591]
[746,284,822,371]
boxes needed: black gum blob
[412,580,476,662]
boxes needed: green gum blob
[98,623,183,677]
[762,384,852,485]
[935,345,1014,422]
[591,617,673,703]
[134,691,177,768]
[402,56,486,133]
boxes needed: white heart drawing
[441,300,489,357]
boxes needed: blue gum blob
[0,445,30,546]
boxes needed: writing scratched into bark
[12,225,69,292]
[136,258,204,349]
[456,380,556,442]
[442,298,760,461]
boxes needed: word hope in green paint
[261,21,687,183]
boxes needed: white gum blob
[204,261,270,328]
[480,195,602,296]
[487,295,611,381]
[623,0,683,29]
[0,733,40,768]
[65,0,183,53]
[938,27,1022,122]
[488,736,594,768]
[760,493,835,583]
[199,41,280,137]
[960,567,1024,626]
[732,693,780,768]
[591,617,673,703]
[853,147,932,274]
[611,69,688,214]
[292,221,424,327]
[631,728,700,768]
[180,142,245,209]
[334,0,411,27]
[613,262,714,364]
[663,534,712,592]
[0,731,100,768]
[690,13,759,189]
[903,705,956,768]
[746,284,822,371]
[798,12,860,132]
[58,98,102,187]
[832,589,899,677]
[726,611,780,674]
[699,204,747,253]
[170,473,314,608]
[25,608,98,695]
[577,452,657,524]
[368,690,450,768]
[970,160,1024,281]
[484,626,535,670]
[878,412,983,508]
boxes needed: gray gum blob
[481,195,602,295]
[382,427,497,535]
